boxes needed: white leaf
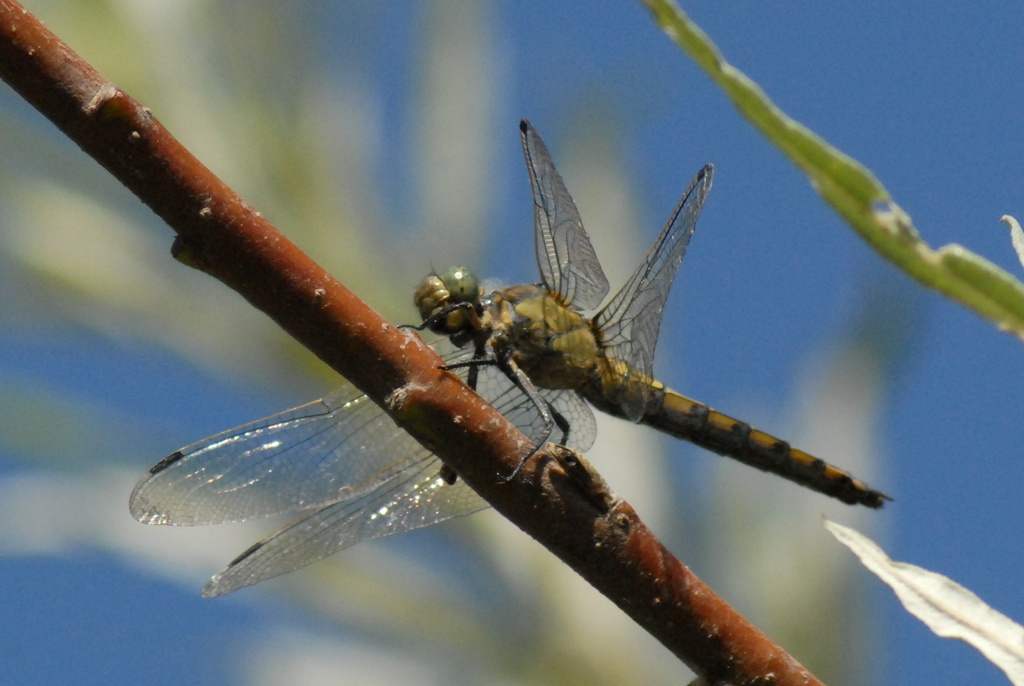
[1001,215,1024,273]
[825,519,1024,685]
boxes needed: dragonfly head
[414,266,483,337]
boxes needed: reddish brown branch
[0,2,824,684]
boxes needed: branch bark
[0,2,825,684]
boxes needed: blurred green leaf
[642,0,1024,341]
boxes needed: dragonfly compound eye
[413,267,482,334]
[439,266,480,304]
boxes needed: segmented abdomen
[643,387,889,508]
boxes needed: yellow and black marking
[650,390,889,508]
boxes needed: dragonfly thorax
[488,284,603,390]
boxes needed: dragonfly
[131,119,888,597]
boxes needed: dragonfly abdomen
[647,389,889,508]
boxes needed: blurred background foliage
[0,0,974,684]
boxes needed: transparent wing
[520,119,609,312]
[131,342,597,594]
[130,384,413,526]
[130,348,595,526]
[202,457,484,597]
[592,164,714,421]
[200,382,596,597]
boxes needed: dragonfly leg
[466,340,488,398]
[440,348,494,389]
[447,352,558,480]
[550,402,571,445]
[439,356,495,372]
[400,302,481,339]
[398,301,467,331]
[437,342,490,486]
[493,356,556,482]
[442,354,557,480]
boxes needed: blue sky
[1,1,1022,684]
